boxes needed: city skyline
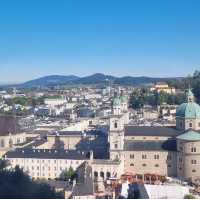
[1,0,200,82]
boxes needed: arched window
[100,172,104,178]
[189,123,193,128]
[106,172,111,178]
[94,171,98,178]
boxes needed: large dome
[176,89,200,119]
[176,102,200,119]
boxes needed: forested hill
[16,73,181,88]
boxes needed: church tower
[109,97,125,160]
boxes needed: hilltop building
[150,82,176,94]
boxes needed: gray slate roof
[47,180,72,190]
[124,139,177,151]
[125,126,181,137]
[5,149,90,160]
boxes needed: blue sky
[0,0,200,82]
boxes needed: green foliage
[167,70,200,104]
[59,167,77,182]
[13,97,28,106]
[5,96,45,109]
[184,194,196,199]
[130,89,185,109]
[0,165,63,199]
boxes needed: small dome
[176,89,200,119]
[113,97,121,107]
[120,96,128,103]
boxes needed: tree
[0,165,63,199]
[184,194,196,199]
[0,159,9,170]
[193,79,200,104]
[60,167,77,182]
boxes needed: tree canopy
[0,159,63,199]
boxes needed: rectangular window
[191,160,197,164]
[167,155,172,161]
[142,154,147,159]
[191,147,197,153]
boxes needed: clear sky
[0,0,200,83]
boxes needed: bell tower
[109,115,125,160]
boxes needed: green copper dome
[120,95,128,103]
[176,102,200,119]
[177,130,200,141]
[113,97,121,107]
[176,89,200,119]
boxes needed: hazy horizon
[1,1,200,82]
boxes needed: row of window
[130,163,172,168]
[129,154,171,160]
[178,158,198,164]
[179,122,200,128]
[179,146,197,152]
[131,137,160,140]
[27,166,67,171]
[10,159,80,164]
[130,163,159,167]
[179,167,197,173]
[31,173,59,177]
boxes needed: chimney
[72,179,76,187]
[90,150,93,160]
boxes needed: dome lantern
[187,89,194,103]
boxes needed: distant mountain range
[13,73,182,88]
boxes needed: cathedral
[107,89,200,183]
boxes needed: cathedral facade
[108,90,200,183]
